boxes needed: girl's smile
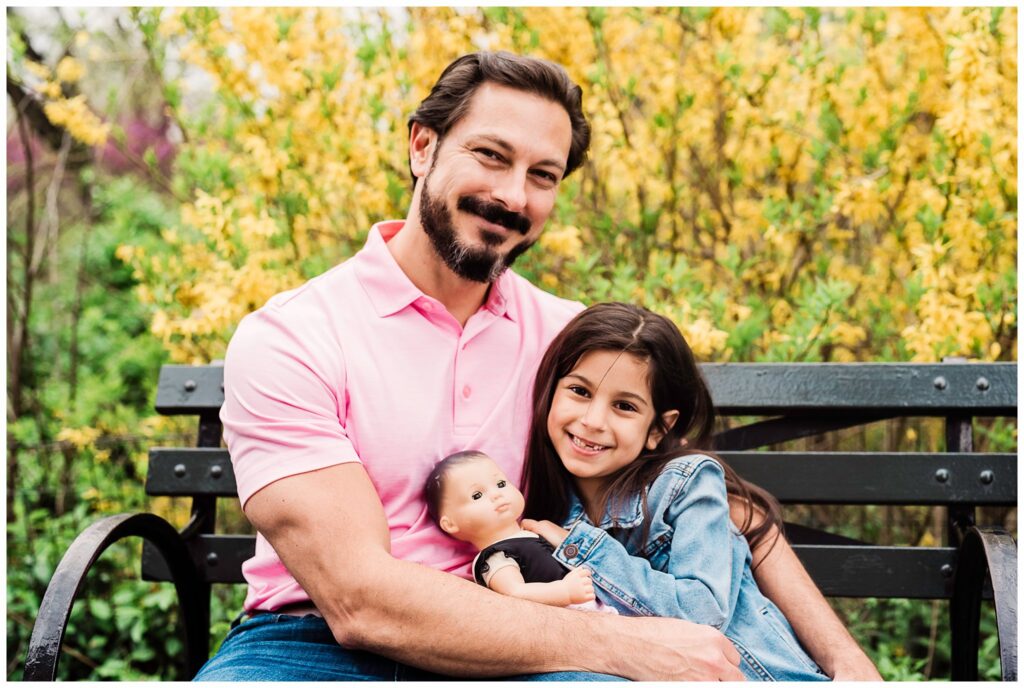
[568,432,610,454]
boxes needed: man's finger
[718,663,746,681]
[720,638,741,666]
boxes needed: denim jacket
[552,455,830,682]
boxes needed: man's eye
[476,148,502,161]
[472,491,483,500]
[497,480,507,488]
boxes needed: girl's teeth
[572,434,605,451]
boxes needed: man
[196,51,880,681]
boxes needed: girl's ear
[409,122,438,180]
[439,514,458,536]
[646,409,680,450]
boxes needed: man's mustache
[457,196,531,235]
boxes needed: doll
[425,450,596,608]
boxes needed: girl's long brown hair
[522,302,783,561]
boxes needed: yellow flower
[43,95,110,146]
[539,225,583,259]
[55,56,85,84]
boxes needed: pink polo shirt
[221,220,583,611]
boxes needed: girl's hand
[521,519,570,547]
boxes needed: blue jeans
[194,613,625,681]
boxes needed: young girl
[521,302,834,682]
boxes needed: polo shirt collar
[354,221,423,318]
[355,220,519,322]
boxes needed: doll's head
[425,451,526,550]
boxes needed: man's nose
[490,169,528,213]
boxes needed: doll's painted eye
[472,491,483,500]
[497,480,507,488]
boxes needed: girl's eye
[497,480,507,488]
[471,491,483,500]
[567,384,590,398]
[615,401,639,413]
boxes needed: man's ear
[409,122,438,181]
[439,514,458,536]
[646,409,680,450]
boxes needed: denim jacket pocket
[758,605,827,677]
[729,636,776,681]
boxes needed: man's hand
[608,616,745,681]
[522,518,570,547]
[562,567,595,604]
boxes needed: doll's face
[437,456,525,542]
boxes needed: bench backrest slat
[705,363,1016,414]
[148,449,1017,506]
[721,451,1017,505]
[147,449,234,497]
[154,363,1018,416]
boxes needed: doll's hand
[521,519,570,547]
[564,566,596,604]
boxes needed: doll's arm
[487,565,596,607]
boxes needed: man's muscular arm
[729,500,882,681]
[246,462,745,680]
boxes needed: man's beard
[419,176,536,284]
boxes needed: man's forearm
[245,464,607,676]
[312,549,603,676]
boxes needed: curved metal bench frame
[23,513,207,681]
[951,526,1017,681]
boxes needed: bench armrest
[24,513,208,681]
[951,526,1017,681]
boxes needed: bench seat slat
[721,452,1017,505]
[141,535,963,599]
[154,363,1017,416]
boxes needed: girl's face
[546,350,676,509]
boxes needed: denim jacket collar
[564,487,645,530]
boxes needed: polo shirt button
[462,385,472,399]
[563,544,579,558]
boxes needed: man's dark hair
[408,51,591,184]
[424,450,490,523]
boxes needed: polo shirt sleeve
[220,307,359,509]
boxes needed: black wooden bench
[25,361,1017,680]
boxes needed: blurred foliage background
[6,6,1016,680]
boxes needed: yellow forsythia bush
[119,7,1016,364]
